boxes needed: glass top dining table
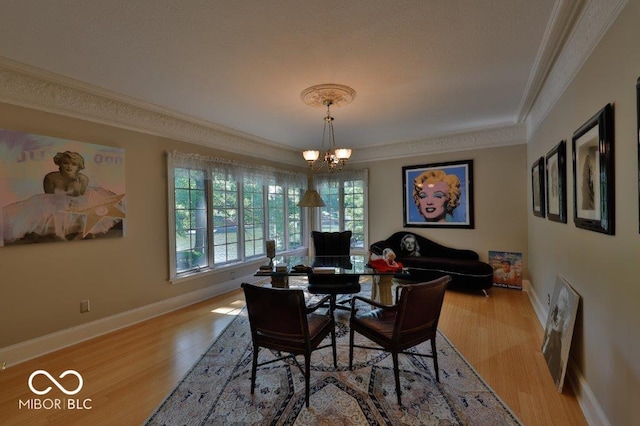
[254,255,410,305]
[254,255,409,277]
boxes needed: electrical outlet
[230,271,236,280]
[80,300,90,313]
[1,361,7,371]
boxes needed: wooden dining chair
[348,275,451,405]
[241,283,337,407]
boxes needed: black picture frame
[637,77,640,233]
[402,160,474,229]
[532,157,545,217]
[572,103,615,235]
[545,141,567,223]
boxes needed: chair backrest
[311,231,352,256]
[393,275,451,343]
[307,272,360,289]
[241,283,308,339]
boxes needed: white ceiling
[0,1,602,159]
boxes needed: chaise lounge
[369,231,494,294]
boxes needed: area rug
[146,281,522,425]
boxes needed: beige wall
[527,1,640,424]
[0,103,281,348]
[363,144,528,267]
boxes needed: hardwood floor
[0,283,586,425]
[439,286,586,425]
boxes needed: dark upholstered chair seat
[352,309,397,339]
[307,273,360,312]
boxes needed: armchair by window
[309,230,359,312]
[241,283,337,408]
[348,275,451,405]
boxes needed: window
[212,173,239,264]
[174,168,208,272]
[168,152,306,282]
[316,169,368,250]
[287,187,302,249]
[267,184,285,250]
[243,181,264,258]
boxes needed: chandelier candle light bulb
[303,150,320,163]
[334,148,352,160]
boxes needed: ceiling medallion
[300,84,356,108]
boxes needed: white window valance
[315,168,368,186]
[168,150,307,188]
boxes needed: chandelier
[300,84,356,171]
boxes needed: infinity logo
[28,370,84,396]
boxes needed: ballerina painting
[0,129,126,246]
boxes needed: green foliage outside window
[173,167,306,275]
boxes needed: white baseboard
[523,279,547,326]
[0,274,264,367]
[524,280,609,426]
[567,362,611,426]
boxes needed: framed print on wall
[531,157,545,217]
[0,129,126,247]
[402,160,474,229]
[546,141,567,223]
[572,103,614,235]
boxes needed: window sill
[170,260,257,285]
[170,248,311,284]
[170,267,217,285]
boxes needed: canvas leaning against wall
[488,250,523,289]
[542,276,580,393]
[0,129,126,247]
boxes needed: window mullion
[262,185,269,240]
[282,189,289,250]
[339,181,346,232]
[206,177,214,268]
[237,183,245,260]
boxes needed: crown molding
[0,59,301,165]
[526,0,629,138]
[516,0,585,122]
[351,124,526,163]
[0,59,528,164]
